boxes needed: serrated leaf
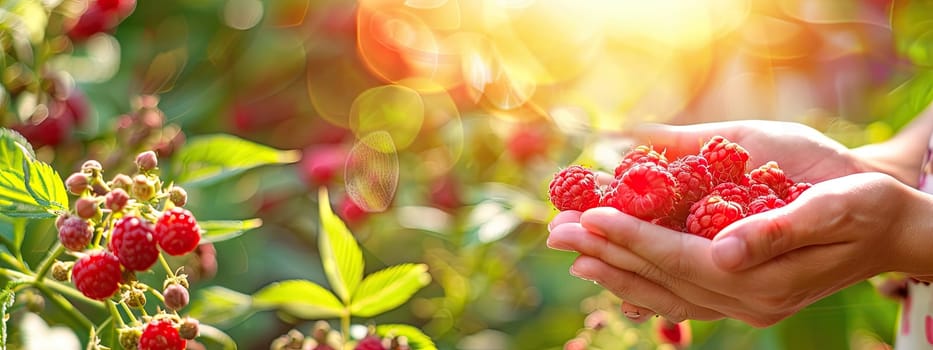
[0,286,14,350]
[199,218,262,243]
[350,264,431,317]
[0,128,67,218]
[187,287,254,326]
[252,280,344,320]
[375,324,437,350]
[317,188,364,303]
[173,134,300,186]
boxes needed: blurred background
[4,0,932,348]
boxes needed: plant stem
[106,299,126,328]
[119,301,138,324]
[34,242,64,281]
[34,283,94,332]
[0,252,28,272]
[158,253,175,279]
[341,309,350,347]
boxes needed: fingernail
[711,236,746,270]
[569,266,593,282]
[623,311,641,319]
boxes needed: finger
[548,210,582,233]
[579,207,720,283]
[547,222,587,251]
[629,122,745,159]
[621,301,655,323]
[571,255,725,323]
[710,185,840,271]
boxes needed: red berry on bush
[136,150,159,172]
[140,320,186,350]
[75,197,100,219]
[66,173,90,195]
[154,208,201,256]
[72,251,122,300]
[299,145,346,187]
[548,165,601,212]
[58,216,93,251]
[106,188,130,212]
[506,127,549,164]
[339,195,368,225]
[110,217,159,271]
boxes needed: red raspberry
[548,165,601,212]
[749,161,789,196]
[354,336,386,350]
[614,145,668,178]
[784,182,812,203]
[299,145,346,187]
[748,194,787,215]
[686,195,745,239]
[602,163,678,220]
[339,195,369,225]
[154,208,201,256]
[655,319,691,347]
[700,136,749,184]
[140,320,186,350]
[709,182,752,206]
[110,216,159,271]
[58,216,93,251]
[506,126,549,164]
[667,155,714,219]
[72,251,122,300]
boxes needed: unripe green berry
[118,326,142,350]
[124,288,147,308]
[168,186,187,207]
[131,175,155,202]
[135,151,158,172]
[51,260,71,282]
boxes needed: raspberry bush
[548,136,812,238]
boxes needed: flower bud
[179,318,199,340]
[65,173,89,195]
[81,160,102,174]
[163,283,189,310]
[168,186,187,207]
[135,150,158,172]
[105,188,130,212]
[109,173,133,191]
[74,197,99,220]
[131,175,155,202]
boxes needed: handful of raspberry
[548,136,812,238]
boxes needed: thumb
[709,207,823,271]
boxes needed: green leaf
[350,264,431,317]
[187,287,254,326]
[199,219,263,244]
[0,128,68,218]
[0,286,14,350]
[375,324,437,350]
[252,280,344,320]
[173,134,301,186]
[317,188,364,303]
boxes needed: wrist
[851,141,923,187]
[889,186,933,276]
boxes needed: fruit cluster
[270,322,412,350]
[548,136,812,238]
[54,151,202,350]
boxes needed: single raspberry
[106,188,130,212]
[548,165,601,212]
[748,194,787,215]
[299,145,346,186]
[168,186,188,207]
[354,336,386,350]
[163,283,190,310]
[748,182,774,198]
[614,145,669,178]
[686,195,745,239]
[709,182,752,206]
[749,161,789,196]
[110,216,159,271]
[784,182,812,203]
[58,216,93,251]
[178,318,199,340]
[655,319,691,347]
[668,155,714,219]
[72,251,122,300]
[110,173,133,191]
[700,136,749,184]
[136,150,159,172]
[75,197,100,219]
[140,320,186,350]
[602,163,678,220]
[154,208,201,256]
[81,160,103,174]
[66,173,90,195]
[506,126,550,164]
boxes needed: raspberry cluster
[53,151,205,349]
[548,136,812,238]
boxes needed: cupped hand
[548,172,925,327]
[629,121,867,183]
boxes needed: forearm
[851,105,933,187]
[887,184,933,278]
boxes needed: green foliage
[317,188,365,303]
[0,128,68,218]
[252,280,344,319]
[0,286,13,350]
[172,134,301,186]
[375,324,437,350]
[351,263,431,317]
[188,287,254,326]
[199,219,264,243]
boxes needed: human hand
[628,121,867,183]
[548,172,933,326]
